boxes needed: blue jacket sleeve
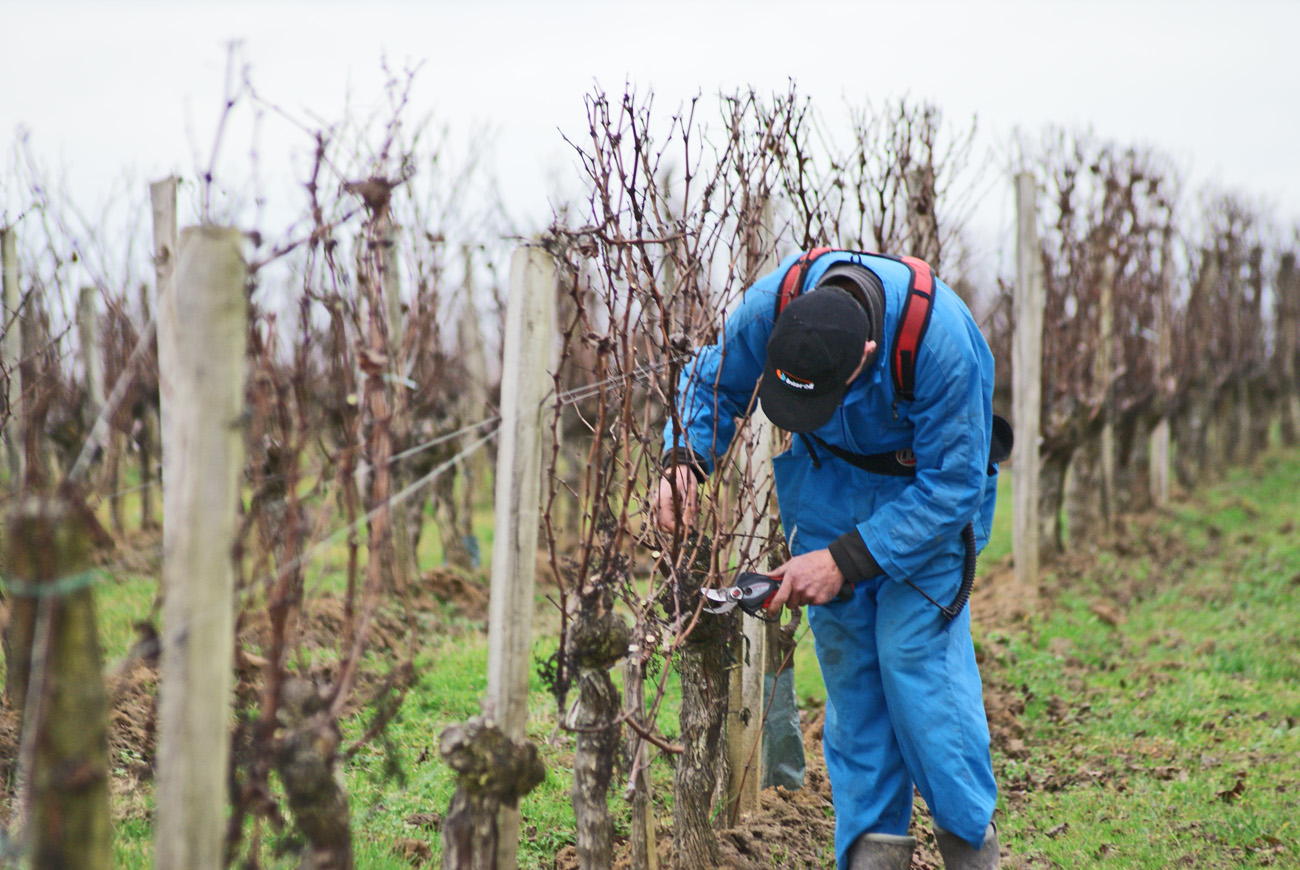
[857,315,995,580]
[661,262,791,473]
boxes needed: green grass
[982,466,1014,564]
[984,449,1300,868]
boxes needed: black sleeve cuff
[661,447,709,483]
[827,530,882,582]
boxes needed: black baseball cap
[759,287,870,433]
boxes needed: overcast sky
[4,0,1299,273]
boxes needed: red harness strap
[775,246,834,316]
[775,249,936,402]
[891,256,936,402]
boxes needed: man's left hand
[764,549,845,613]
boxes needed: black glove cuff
[827,530,882,583]
[661,447,709,483]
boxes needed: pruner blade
[700,585,742,614]
[700,572,782,618]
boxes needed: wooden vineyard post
[728,412,774,817]
[1245,246,1271,456]
[456,244,490,565]
[76,287,106,439]
[148,177,178,529]
[380,223,416,587]
[2,225,24,486]
[65,184,169,499]
[136,283,160,529]
[4,496,113,870]
[154,226,247,870]
[729,198,789,819]
[1278,254,1300,446]
[427,240,476,574]
[486,242,554,753]
[1012,172,1043,607]
[1097,253,1116,528]
[442,243,554,870]
[1149,227,1175,506]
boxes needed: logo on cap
[776,369,815,390]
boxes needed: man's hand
[764,549,845,612]
[651,465,700,533]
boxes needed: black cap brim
[758,355,847,433]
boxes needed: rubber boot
[847,832,916,870]
[934,823,1000,869]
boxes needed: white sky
[4,0,1300,269]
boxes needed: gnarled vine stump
[440,717,545,870]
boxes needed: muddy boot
[847,833,916,870]
[934,823,1000,869]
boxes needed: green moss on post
[4,495,112,870]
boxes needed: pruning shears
[700,571,853,620]
[700,572,782,618]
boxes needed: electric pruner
[700,571,852,619]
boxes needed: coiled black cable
[942,521,978,620]
[903,520,978,621]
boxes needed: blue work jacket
[663,250,999,581]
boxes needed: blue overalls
[664,251,999,868]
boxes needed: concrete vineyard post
[148,177,179,528]
[729,198,783,818]
[1278,254,1300,446]
[1150,228,1175,506]
[1097,253,1116,528]
[76,286,106,424]
[485,243,555,870]
[1012,172,1043,605]
[456,244,490,566]
[380,223,416,587]
[2,226,25,485]
[154,226,247,870]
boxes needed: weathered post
[154,226,247,870]
[1245,246,1271,456]
[146,178,178,529]
[76,286,106,425]
[4,496,112,869]
[1012,172,1043,606]
[486,242,554,741]
[727,415,772,816]
[442,243,553,870]
[1097,252,1116,527]
[1278,253,1300,446]
[729,199,793,819]
[380,223,416,587]
[2,226,25,486]
[1173,249,1218,487]
[136,284,160,529]
[18,292,55,486]
[455,244,490,568]
[1149,228,1175,506]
